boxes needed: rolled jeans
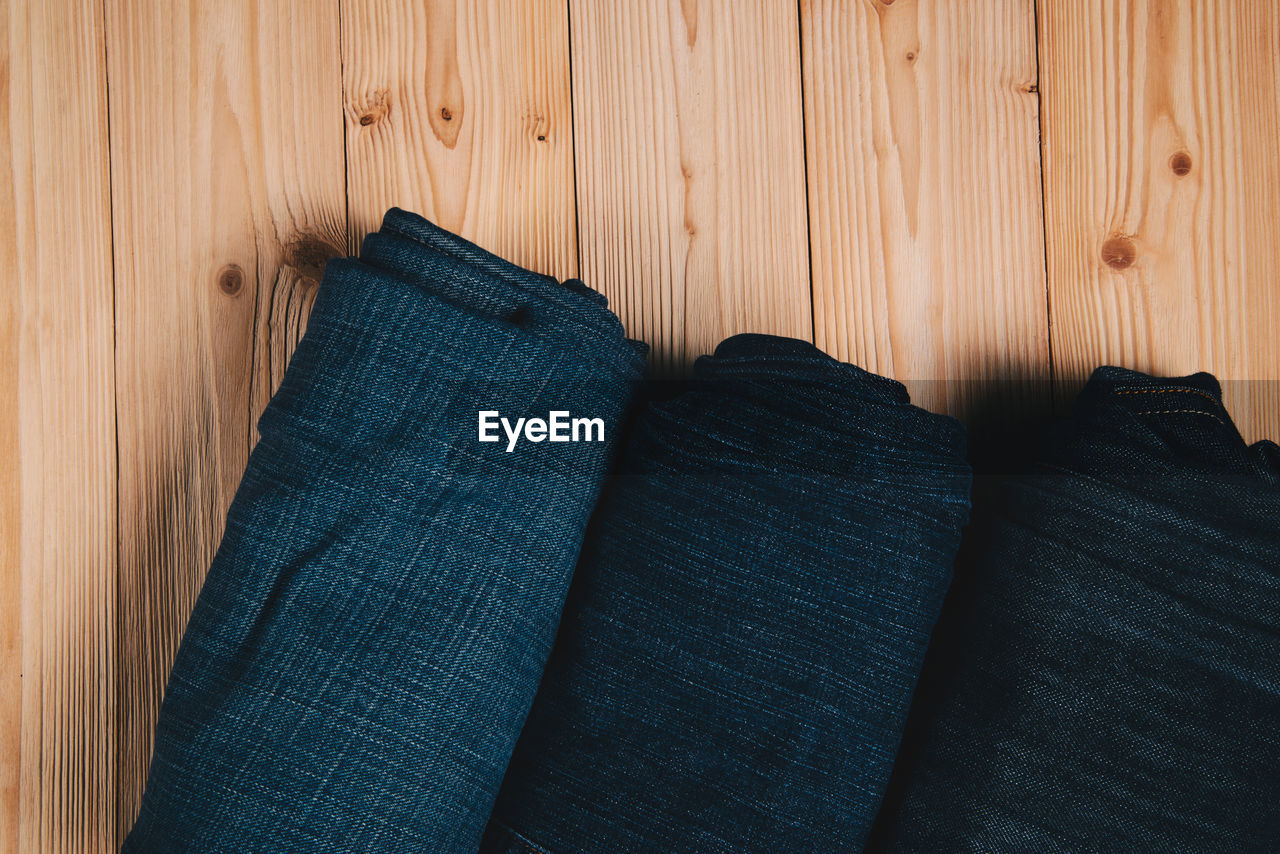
[483,334,973,853]
[123,210,645,853]
[874,368,1280,853]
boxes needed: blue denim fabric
[481,335,972,853]
[874,368,1280,853]
[123,210,645,853]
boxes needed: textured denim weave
[875,368,1280,853]
[481,335,972,853]
[123,209,645,852]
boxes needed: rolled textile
[875,368,1280,853]
[124,209,645,852]
[482,334,972,853]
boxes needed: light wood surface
[104,0,346,837]
[344,0,578,277]
[1,0,117,851]
[801,0,1051,419]
[571,0,812,373]
[3,0,1278,846]
[1040,0,1280,440]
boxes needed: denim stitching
[1134,408,1226,426]
[1117,387,1220,406]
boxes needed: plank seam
[99,0,123,841]
[796,0,816,348]
[338,0,352,249]
[1032,0,1055,411]
[565,0,582,282]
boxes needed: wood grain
[0,0,116,850]
[1040,0,1280,441]
[801,0,1050,419]
[343,0,578,278]
[570,0,812,373]
[104,0,345,837]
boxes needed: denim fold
[874,367,1280,853]
[482,334,972,853]
[123,210,645,853]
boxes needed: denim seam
[1134,408,1227,426]
[1115,387,1220,406]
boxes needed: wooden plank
[0,0,116,850]
[801,0,1050,419]
[105,0,346,837]
[343,0,578,278]
[570,0,812,373]
[1040,0,1280,442]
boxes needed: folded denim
[123,210,645,853]
[874,368,1280,853]
[481,334,972,853]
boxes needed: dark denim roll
[876,368,1280,853]
[481,334,972,853]
[124,210,645,852]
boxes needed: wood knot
[1100,235,1137,270]
[354,87,391,127]
[430,99,464,148]
[217,264,245,296]
[905,51,916,62]
[1169,150,1192,176]
[283,234,342,285]
[523,110,550,143]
